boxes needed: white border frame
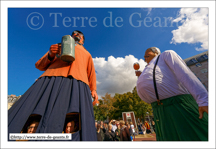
[1,1,215,148]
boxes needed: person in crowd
[151,120,155,132]
[103,123,108,133]
[96,124,104,141]
[142,123,147,135]
[8,30,98,141]
[109,119,117,132]
[100,121,103,128]
[135,47,208,141]
[125,121,129,126]
[65,120,78,134]
[119,120,131,141]
[127,123,133,141]
[27,121,39,133]
[100,121,106,133]
[137,122,145,135]
[137,122,142,133]
[115,123,121,141]
[144,121,151,134]
[104,124,116,141]
[130,122,136,140]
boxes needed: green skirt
[151,94,208,141]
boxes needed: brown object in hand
[133,62,140,70]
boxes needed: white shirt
[136,50,208,107]
[111,124,117,132]
[131,124,135,133]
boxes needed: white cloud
[93,55,146,98]
[171,8,208,51]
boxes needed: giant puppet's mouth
[74,36,80,42]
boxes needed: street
[134,133,156,141]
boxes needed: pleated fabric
[151,94,208,141]
[8,76,97,141]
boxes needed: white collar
[148,55,159,66]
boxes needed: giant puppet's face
[72,31,84,45]
[144,49,157,64]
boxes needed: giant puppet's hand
[134,63,141,77]
[198,106,208,119]
[48,44,61,60]
[92,90,98,106]
[135,71,142,77]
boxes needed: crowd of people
[23,118,154,141]
[95,119,153,141]
[137,120,155,135]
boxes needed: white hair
[148,47,161,55]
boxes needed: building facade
[184,51,208,90]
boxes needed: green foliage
[93,93,116,121]
[93,87,153,122]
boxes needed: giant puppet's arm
[35,52,53,71]
[163,50,208,118]
[87,55,98,101]
[35,44,59,71]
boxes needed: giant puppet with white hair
[135,47,208,141]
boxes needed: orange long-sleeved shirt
[35,44,97,92]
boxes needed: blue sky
[8,8,209,97]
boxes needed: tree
[93,99,107,121]
[112,87,153,122]
[93,87,153,122]
[93,93,116,121]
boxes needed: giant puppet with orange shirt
[8,30,98,141]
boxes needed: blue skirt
[8,76,97,141]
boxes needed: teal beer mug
[57,35,75,63]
